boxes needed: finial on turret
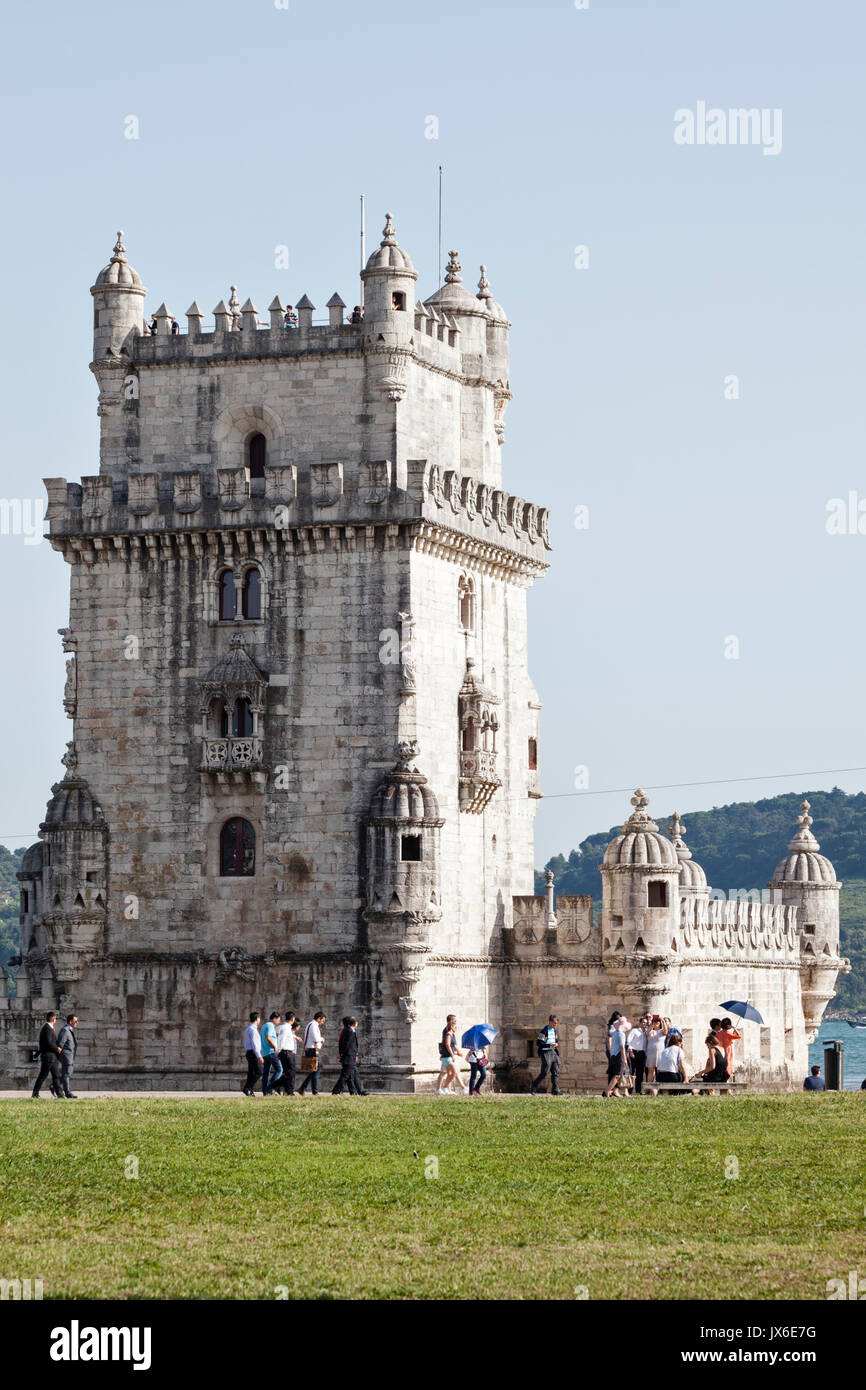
[477,265,491,299]
[113,231,127,260]
[61,741,78,774]
[668,811,692,860]
[631,788,649,814]
[381,213,397,245]
[445,250,462,284]
[798,799,813,830]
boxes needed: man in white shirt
[242,1011,262,1096]
[297,1011,326,1096]
[276,1010,300,1095]
[627,1014,650,1095]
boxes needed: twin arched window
[217,698,254,737]
[458,574,476,633]
[218,566,262,621]
[220,817,256,877]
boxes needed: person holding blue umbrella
[461,1023,498,1095]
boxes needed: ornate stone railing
[201,737,263,770]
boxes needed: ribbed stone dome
[367,743,442,823]
[18,842,43,876]
[603,789,678,868]
[43,780,104,828]
[772,801,837,884]
[364,214,416,273]
[94,231,143,289]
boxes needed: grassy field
[0,1094,863,1300]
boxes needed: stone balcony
[200,736,266,787]
[459,750,500,814]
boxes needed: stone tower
[2,217,550,1089]
[769,800,844,1039]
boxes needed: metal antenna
[360,194,365,310]
[437,166,443,287]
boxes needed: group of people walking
[30,1011,79,1098]
[242,1009,367,1097]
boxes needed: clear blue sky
[1,0,864,866]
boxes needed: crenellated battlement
[677,894,800,959]
[43,460,550,562]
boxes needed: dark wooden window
[218,569,237,621]
[647,880,668,907]
[232,698,253,737]
[220,818,256,877]
[528,737,538,770]
[241,567,261,620]
[248,433,266,479]
[401,834,422,861]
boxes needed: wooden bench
[642,1081,747,1095]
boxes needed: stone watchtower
[2,216,551,1089]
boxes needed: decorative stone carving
[360,460,390,504]
[218,468,249,511]
[63,657,76,720]
[443,470,463,515]
[173,472,202,514]
[216,945,255,983]
[81,477,113,518]
[427,465,444,508]
[493,379,512,444]
[128,473,158,516]
[310,461,343,506]
[264,466,297,505]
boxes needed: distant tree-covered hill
[536,788,866,1012]
[0,845,25,966]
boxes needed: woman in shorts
[435,1014,467,1094]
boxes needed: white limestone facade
[0,223,849,1091]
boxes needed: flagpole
[360,194,365,311]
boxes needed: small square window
[648,880,668,907]
[392,291,406,311]
[401,834,422,861]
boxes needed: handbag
[300,1048,318,1073]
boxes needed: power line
[1,765,863,843]
[540,765,866,801]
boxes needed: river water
[808,1020,866,1089]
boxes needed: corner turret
[91,231,146,362]
[769,799,848,1037]
[360,214,418,348]
[601,789,680,956]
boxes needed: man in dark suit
[331,1016,367,1095]
[31,1011,64,1099]
[56,1013,79,1098]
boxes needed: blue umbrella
[461,1023,499,1050]
[720,1000,764,1024]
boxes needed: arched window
[218,569,237,621]
[241,566,261,620]
[461,723,476,752]
[220,818,256,877]
[232,698,253,737]
[458,574,475,632]
[248,433,266,479]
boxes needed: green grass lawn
[0,1094,863,1300]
